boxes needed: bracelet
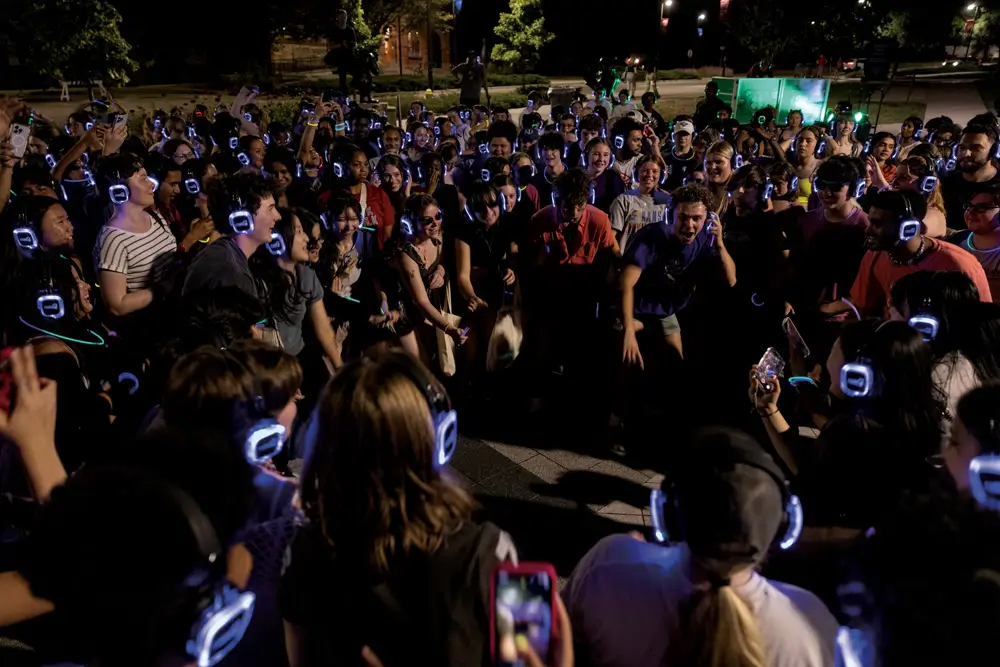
[758,407,778,418]
[335,122,348,131]
[306,121,319,128]
[788,376,817,387]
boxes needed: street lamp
[968,3,977,11]
[965,3,982,58]
[698,12,707,21]
[665,0,673,6]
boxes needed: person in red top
[821,190,992,320]
[319,145,395,249]
[520,169,619,397]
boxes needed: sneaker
[608,422,627,458]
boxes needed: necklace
[19,316,106,346]
[966,233,1000,253]
[891,236,927,266]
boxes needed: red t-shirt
[523,184,541,214]
[849,237,994,317]
[317,183,394,249]
[526,204,615,266]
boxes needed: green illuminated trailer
[712,78,831,125]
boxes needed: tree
[3,0,136,87]
[728,0,808,66]
[491,0,554,78]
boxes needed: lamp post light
[965,3,982,59]
[655,0,675,94]
[698,12,707,21]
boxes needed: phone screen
[494,569,553,666]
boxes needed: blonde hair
[901,156,946,212]
[670,575,767,667]
[303,351,474,573]
[704,141,735,215]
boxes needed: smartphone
[9,122,30,159]
[754,347,785,391]
[782,316,811,358]
[642,124,655,138]
[490,562,557,667]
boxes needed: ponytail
[669,582,766,667]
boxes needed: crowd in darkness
[1,70,1000,667]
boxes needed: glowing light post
[654,0,674,97]
[965,4,982,59]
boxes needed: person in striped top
[93,152,178,316]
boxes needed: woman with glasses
[390,194,467,363]
[947,186,1000,299]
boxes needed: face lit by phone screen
[495,571,552,666]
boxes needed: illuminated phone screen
[494,570,553,667]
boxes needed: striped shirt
[94,212,178,291]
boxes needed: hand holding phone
[753,347,785,392]
[491,562,559,667]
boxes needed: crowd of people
[1,74,1000,667]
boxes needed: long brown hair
[301,351,473,573]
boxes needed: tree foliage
[490,0,553,72]
[729,0,805,65]
[3,0,137,84]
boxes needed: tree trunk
[426,2,434,90]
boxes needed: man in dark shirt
[664,119,698,190]
[941,124,1000,229]
[452,51,488,108]
[183,172,280,305]
[326,10,358,94]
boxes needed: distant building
[378,25,452,74]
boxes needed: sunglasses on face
[815,180,847,192]
[422,212,444,225]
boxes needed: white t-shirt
[608,189,672,250]
[94,212,178,291]
[933,351,981,449]
[562,535,838,667]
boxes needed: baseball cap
[674,427,785,565]
[673,120,696,136]
[625,110,645,124]
[519,128,540,144]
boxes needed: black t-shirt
[182,236,260,303]
[721,210,788,299]
[941,169,1000,230]
[279,519,514,667]
[664,148,698,190]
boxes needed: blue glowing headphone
[107,166,133,205]
[266,231,286,256]
[12,209,40,253]
[36,260,65,320]
[220,349,288,465]
[907,297,940,342]
[398,360,458,468]
[896,193,922,243]
[945,143,959,172]
[839,323,894,399]
[154,478,256,667]
[185,177,201,195]
[649,439,803,551]
[227,192,255,235]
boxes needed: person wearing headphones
[10,427,257,667]
[564,427,837,667]
[182,171,281,306]
[607,154,671,249]
[940,123,1000,228]
[943,382,1000,495]
[532,132,568,207]
[1,195,74,257]
[93,152,178,318]
[789,126,825,206]
[889,155,947,238]
[948,184,1000,297]
[281,351,526,667]
[390,193,466,362]
[619,183,731,368]
[663,118,698,190]
[703,141,737,216]
[818,190,991,320]
[751,320,944,530]
[837,489,1000,667]
[789,156,869,320]
[895,115,924,162]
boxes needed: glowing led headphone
[632,159,668,188]
[107,165,133,205]
[399,358,458,468]
[266,231,286,256]
[227,192,254,235]
[12,210,39,252]
[649,440,803,551]
[185,177,201,195]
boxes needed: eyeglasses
[421,212,444,225]
[964,203,1000,214]
[815,180,847,192]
